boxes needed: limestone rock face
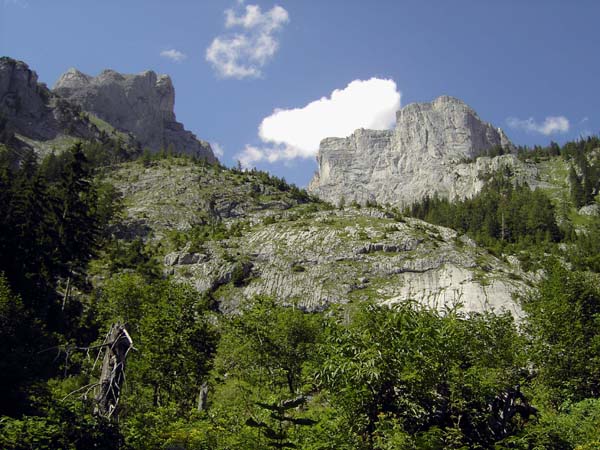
[0,57,97,145]
[54,68,216,162]
[106,160,529,318]
[309,96,520,205]
[0,57,142,158]
[164,208,527,317]
[579,203,600,216]
[0,57,47,126]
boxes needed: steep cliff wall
[0,57,105,153]
[54,68,216,162]
[308,96,531,205]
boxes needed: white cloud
[506,115,570,135]
[211,142,225,158]
[206,3,289,79]
[235,78,401,167]
[160,49,187,63]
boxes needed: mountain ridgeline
[53,67,216,162]
[0,57,216,163]
[1,57,600,449]
[308,95,519,206]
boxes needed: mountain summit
[54,67,216,162]
[309,96,516,206]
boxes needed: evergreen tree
[56,142,99,280]
[569,165,585,208]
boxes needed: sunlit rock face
[309,96,520,206]
[54,67,216,162]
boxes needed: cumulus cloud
[235,78,401,167]
[205,3,289,79]
[160,49,187,63]
[506,116,570,135]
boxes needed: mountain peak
[53,66,216,162]
[309,96,516,206]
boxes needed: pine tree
[56,143,99,282]
[569,165,585,208]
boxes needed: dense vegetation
[406,136,600,272]
[1,138,600,449]
[405,172,563,253]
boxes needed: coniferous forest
[1,137,600,449]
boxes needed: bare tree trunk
[94,323,133,419]
[197,382,208,411]
[61,276,71,311]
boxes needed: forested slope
[0,137,599,449]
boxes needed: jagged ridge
[54,67,216,162]
[0,56,140,158]
[309,95,520,206]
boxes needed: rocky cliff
[54,68,216,162]
[102,158,530,317]
[309,96,526,206]
[0,57,127,156]
[165,208,527,316]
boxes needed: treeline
[405,136,600,272]
[516,136,600,208]
[515,135,599,162]
[405,169,600,273]
[0,142,122,416]
[405,171,563,255]
[1,138,600,449]
[230,164,312,202]
[3,265,599,449]
[568,148,599,208]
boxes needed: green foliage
[230,165,311,203]
[502,399,600,450]
[98,276,219,401]
[206,297,322,449]
[0,403,122,450]
[246,396,317,449]
[291,263,306,273]
[0,142,124,415]
[521,263,600,404]
[569,165,587,208]
[56,143,101,274]
[569,216,600,272]
[0,274,51,416]
[103,238,161,280]
[405,171,563,256]
[96,275,219,447]
[0,143,121,304]
[516,135,600,163]
[167,221,229,253]
[2,134,600,449]
[215,296,322,395]
[317,302,529,448]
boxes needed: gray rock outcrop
[54,68,216,162]
[579,203,600,216]
[0,57,104,153]
[309,96,523,206]
[106,159,529,317]
[162,208,527,317]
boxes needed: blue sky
[1,0,599,186]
